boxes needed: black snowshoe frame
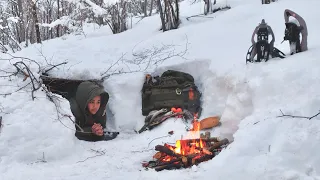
[246,41,285,64]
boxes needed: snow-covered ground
[1,0,320,179]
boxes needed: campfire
[142,117,230,171]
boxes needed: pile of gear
[138,70,203,133]
[246,9,308,63]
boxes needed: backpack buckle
[176,88,182,95]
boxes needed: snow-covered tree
[0,0,161,52]
[158,0,180,32]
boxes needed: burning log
[153,152,164,159]
[143,131,230,171]
[177,137,220,144]
[155,145,181,158]
[157,157,183,166]
[192,154,215,165]
[207,138,229,152]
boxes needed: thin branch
[277,109,320,120]
[62,114,84,132]
[13,61,41,100]
[100,53,126,77]
[1,53,41,73]
[43,61,68,74]
[35,46,68,74]
[148,135,171,148]
[100,38,189,80]
[43,87,91,134]
[131,148,154,153]
[0,82,31,96]
[77,149,106,163]
[30,152,47,164]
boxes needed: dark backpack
[141,70,202,116]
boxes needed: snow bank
[1,0,320,179]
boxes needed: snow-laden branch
[39,16,72,29]
[65,0,109,16]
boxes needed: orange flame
[171,113,205,156]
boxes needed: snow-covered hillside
[1,0,320,179]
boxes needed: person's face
[87,95,101,115]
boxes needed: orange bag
[199,116,221,130]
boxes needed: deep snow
[1,0,320,179]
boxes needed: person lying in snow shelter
[283,9,308,55]
[69,81,119,142]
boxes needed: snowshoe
[271,47,286,59]
[246,44,254,63]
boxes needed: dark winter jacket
[69,81,109,141]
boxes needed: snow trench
[104,59,254,140]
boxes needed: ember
[142,117,229,171]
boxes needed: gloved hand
[103,131,119,141]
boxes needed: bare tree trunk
[108,0,128,34]
[143,0,147,17]
[11,4,22,43]
[204,0,212,15]
[29,0,41,43]
[157,0,180,31]
[48,5,53,39]
[30,21,35,44]
[157,0,166,31]
[175,0,179,25]
[17,0,26,43]
[149,0,154,16]
[57,0,60,37]
[25,18,31,47]
[121,1,128,32]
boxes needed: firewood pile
[142,132,229,171]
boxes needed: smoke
[218,82,254,142]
